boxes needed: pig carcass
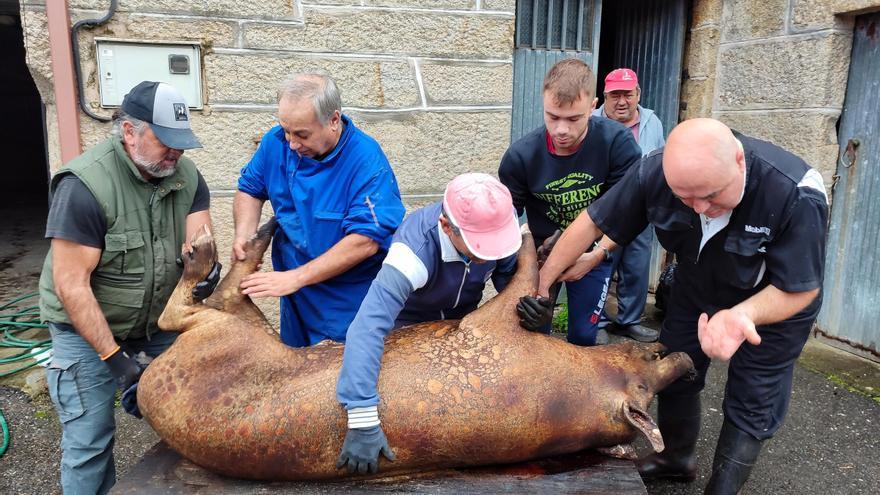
[139,218,694,480]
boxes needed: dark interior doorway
[0,0,51,302]
[595,0,688,135]
[594,0,689,289]
[1,0,49,206]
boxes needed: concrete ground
[607,310,880,495]
[1,196,878,494]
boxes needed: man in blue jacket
[335,173,522,474]
[592,68,665,342]
[234,73,405,347]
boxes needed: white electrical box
[95,39,203,109]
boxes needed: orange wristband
[100,345,121,361]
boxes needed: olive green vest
[39,137,199,340]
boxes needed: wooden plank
[113,442,647,494]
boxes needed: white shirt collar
[438,221,466,262]
[698,142,748,254]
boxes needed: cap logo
[173,103,188,121]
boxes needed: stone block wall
[20,0,515,330]
[682,0,880,187]
[20,0,516,197]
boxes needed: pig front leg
[158,226,218,331]
[202,217,278,328]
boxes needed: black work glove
[336,425,396,475]
[193,261,222,301]
[104,349,144,392]
[176,258,222,302]
[517,296,554,333]
[120,382,142,418]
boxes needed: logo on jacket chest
[744,224,771,236]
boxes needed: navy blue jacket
[336,202,517,410]
[589,131,828,317]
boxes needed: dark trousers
[658,307,814,440]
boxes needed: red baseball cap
[604,68,639,92]
[443,173,522,260]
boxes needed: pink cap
[604,68,639,92]
[443,173,522,260]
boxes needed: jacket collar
[437,221,467,263]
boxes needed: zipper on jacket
[146,183,159,342]
[452,260,471,309]
[149,184,158,207]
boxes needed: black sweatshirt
[498,117,642,245]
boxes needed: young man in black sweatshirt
[499,58,642,346]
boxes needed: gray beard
[131,146,177,178]
[135,160,177,178]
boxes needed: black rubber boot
[703,421,763,495]
[636,394,701,481]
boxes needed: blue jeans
[542,257,614,346]
[605,226,654,326]
[46,323,177,495]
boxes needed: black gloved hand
[336,425,396,475]
[536,229,562,268]
[192,261,222,302]
[517,296,554,333]
[120,382,142,418]
[104,349,143,392]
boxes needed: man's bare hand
[241,270,302,298]
[232,235,251,262]
[558,252,602,282]
[697,309,762,361]
[536,230,562,268]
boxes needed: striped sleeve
[383,241,429,290]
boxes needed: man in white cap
[39,81,216,494]
[335,173,522,475]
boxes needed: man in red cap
[336,173,522,475]
[592,68,666,343]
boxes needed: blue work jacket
[238,115,405,346]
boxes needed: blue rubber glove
[336,425,396,474]
[121,382,142,418]
[104,349,143,391]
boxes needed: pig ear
[623,402,665,452]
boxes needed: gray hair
[110,109,149,137]
[276,73,342,124]
[440,205,462,236]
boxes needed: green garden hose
[0,292,52,458]
[0,293,51,379]
[0,408,8,457]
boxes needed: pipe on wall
[71,0,118,122]
[45,0,81,163]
